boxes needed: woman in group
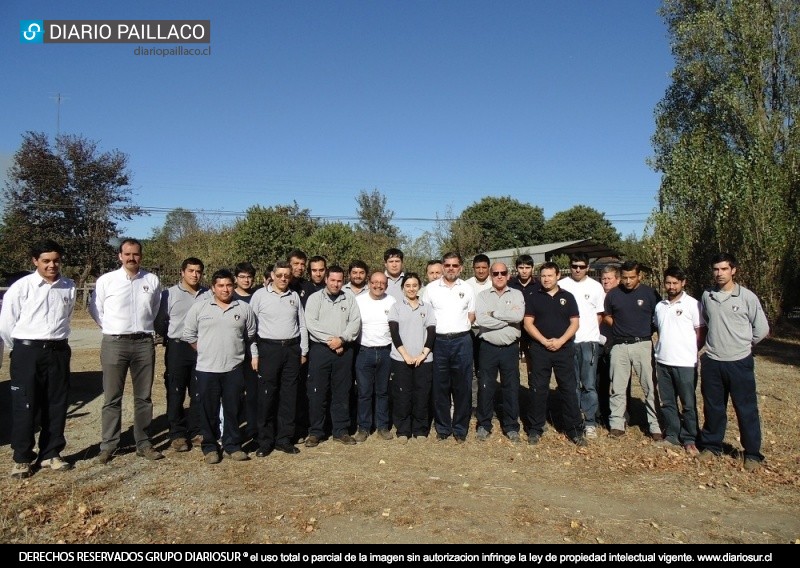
[388,273,437,442]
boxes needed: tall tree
[650,0,799,321]
[232,202,318,270]
[544,205,621,246]
[306,222,365,267]
[1,131,143,286]
[441,196,545,257]
[355,188,399,241]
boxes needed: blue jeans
[354,345,392,431]
[432,333,473,438]
[656,363,698,445]
[699,354,763,461]
[574,342,600,428]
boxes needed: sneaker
[95,449,114,465]
[528,433,541,446]
[571,435,588,447]
[353,429,369,443]
[10,462,32,479]
[476,426,490,441]
[136,446,164,461]
[608,429,625,438]
[744,458,762,472]
[684,444,700,457]
[39,456,73,471]
[698,449,717,462]
[584,425,598,439]
[304,435,320,448]
[225,450,250,462]
[204,452,221,464]
[171,438,190,453]
[506,431,521,443]
[333,434,356,445]
[377,429,393,440]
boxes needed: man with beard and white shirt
[422,252,475,443]
[558,252,604,440]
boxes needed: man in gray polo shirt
[303,265,362,447]
[249,260,308,457]
[183,269,257,464]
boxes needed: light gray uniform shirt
[701,284,769,361]
[182,297,257,373]
[249,284,308,356]
[475,287,525,346]
[154,283,209,339]
[304,289,361,344]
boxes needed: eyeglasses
[273,273,290,279]
[443,263,460,268]
[491,270,508,276]
[570,265,588,270]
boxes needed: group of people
[0,238,770,477]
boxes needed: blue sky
[1,1,674,243]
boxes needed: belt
[168,338,186,343]
[258,336,301,346]
[436,331,470,340]
[111,333,152,340]
[360,344,391,350]
[614,336,651,345]
[15,339,68,349]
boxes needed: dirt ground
[1,311,799,545]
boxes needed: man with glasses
[422,252,476,443]
[249,261,308,457]
[232,261,259,441]
[474,262,525,442]
[558,253,605,440]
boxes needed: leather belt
[111,333,152,340]
[436,331,470,340]
[258,336,301,346]
[360,344,391,350]
[614,336,651,345]
[15,339,68,349]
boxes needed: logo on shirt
[234,314,240,320]
[290,299,296,306]
[143,286,150,293]
[559,298,566,306]
[732,305,740,312]
[637,299,644,306]
[341,306,347,312]
[384,309,390,315]
[420,312,427,318]
[458,292,464,299]
[676,309,683,317]
[584,294,590,300]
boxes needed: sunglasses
[491,270,508,276]
[570,265,588,270]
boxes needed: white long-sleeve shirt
[89,268,161,334]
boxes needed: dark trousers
[477,341,520,434]
[527,343,583,438]
[10,340,71,463]
[391,359,432,437]
[432,334,473,438]
[354,345,392,431]
[164,339,199,440]
[195,366,245,455]
[307,342,354,438]
[295,360,310,441]
[256,342,301,449]
[699,354,763,461]
[241,351,259,439]
[656,363,698,445]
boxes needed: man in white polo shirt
[422,252,476,443]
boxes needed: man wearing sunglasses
[558,253,605,440]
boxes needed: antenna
[50,93,69,136]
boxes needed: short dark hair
[539,261,560,275]
[308,255,328,267]
[515,254,534,267]
[384,248,404,262]
[327,265,345,277]
[426,259,442,269]
[569,252,589,265]
[30,239,64,259]
[710,252,737,268]
[620,260,642,274]
[118,238,142,253]
[264,263,275,277]
[442,251,462,264]
[348,259,368,273]
[234,262,256,277]
[472,254,490,265]
[287,249,307,263]
[663,266,687,281]
[401,272,422,288]
[181,257,204,272]
[211,269,234,286]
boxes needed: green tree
[650,0,800,321]
[232,202,318,270]
[544,205,621,246]
[306,222,365,267]
[355,188,399,241]
[1,131,143,286]
[440,196,545,257]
